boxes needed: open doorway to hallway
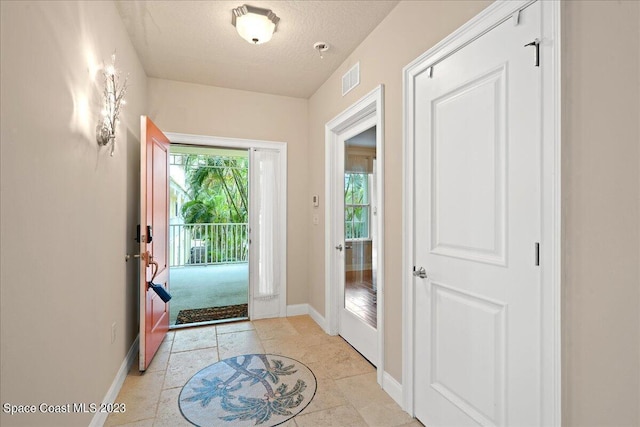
[168,145,249,327]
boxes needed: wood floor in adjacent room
[105,316,418,427]
[345,270,377,328]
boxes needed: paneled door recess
[412,1,544,425]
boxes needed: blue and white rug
[179,354,317,426]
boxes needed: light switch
[312,195,319,207]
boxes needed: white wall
[0,1,147,425]
[146,78,310,305]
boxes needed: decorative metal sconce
[96,53,128,156]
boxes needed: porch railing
[169,223,249,267]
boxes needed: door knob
[335,244,343,251]
[413,267,428,279]
[125,254,141,262]
[126,251,152,263]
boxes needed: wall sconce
[232,4,279,45]
[96,53,128,156]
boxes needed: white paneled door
[413,2,543,425]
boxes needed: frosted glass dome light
[232,4,279,45]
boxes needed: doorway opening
[325,85,384,384]
[168,145,249,327]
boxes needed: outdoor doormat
[179,354,317,426]
[176,304,248,325]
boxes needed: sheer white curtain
[250,148,284,319]
[255,149,280,298]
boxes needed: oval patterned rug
[179,354,317,426]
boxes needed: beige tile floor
[105,315,422,427]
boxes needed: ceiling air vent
[342,62,360,96]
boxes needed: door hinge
[524,39,540,67]
[535,242,540,266]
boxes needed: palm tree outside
[168,147,250,326]
[171,150,250,265]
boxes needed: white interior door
[326,85,384,378]
[337,121,378,366]
[413,2,542,425]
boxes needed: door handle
[413,267,428,279]
[524,38,540,67]
[335,244,343,251]
[125,251,151,262]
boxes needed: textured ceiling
[116,1,399,99]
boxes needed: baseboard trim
[307,304,328,333]
[90,336,139,427]
[285,303,327,333]
[286,304,309,317]
[382,371,403,408]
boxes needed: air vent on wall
[342,62,360,96]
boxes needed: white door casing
[325,85,385,384]
[403,1,561,426]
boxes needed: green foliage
[345,173,370,239]
[344,173,368,205]
[181,155,249,224]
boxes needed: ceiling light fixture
[232,4,279,45]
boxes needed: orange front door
[139,116,170,371]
